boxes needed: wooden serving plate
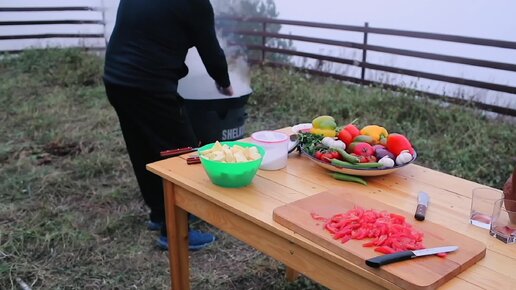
[299,146,417,177]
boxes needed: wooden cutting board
[273,188,486,290]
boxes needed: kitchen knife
[365,246,458,268]
[160,147,197,157]
[415,191,430,221]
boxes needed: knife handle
[366,251,414,268]
[415,204,427,221]
[160,147,196,157]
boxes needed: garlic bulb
[378,156,395,168]
[395,150,413,165]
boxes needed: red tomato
[314,150,323,160]
[357,155,377,163]
[321,152,334,163]
[337,129,353,145]
[331,150,341,160]
[352,142,374,157]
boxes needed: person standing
[103,0,233,250]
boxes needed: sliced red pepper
[374,234,388,246]
[310,212,327,222]
[315,206,428,256]
[362,241,375,247]
[375,246,395,254]
[340,235,351,244]
[333,228,352,240]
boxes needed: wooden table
[146,128,516,290]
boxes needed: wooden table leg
[163,180,190,290]
[286,266,300,282]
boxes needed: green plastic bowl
[198,141,265,188]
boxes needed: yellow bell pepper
[310,115,337,137]
[360,125,388,142]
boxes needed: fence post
[361,22,369,84]
[261,21,267,63]
[101,0,108,46]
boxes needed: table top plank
[456,262,516,290]
[393,164,489,199]
[146,127,516,290]
[151,151,516,274]
[285,155,516,259]
[438,278,482,290]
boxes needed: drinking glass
[490,199,516,244]
[470,187,503,229]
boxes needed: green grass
[0,48,514,289]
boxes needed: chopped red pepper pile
[312,207,426,255]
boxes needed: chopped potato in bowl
[197,141,265,188]
[200,141,261,163]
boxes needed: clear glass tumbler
[470,187,503,229]
[490,199,516,244]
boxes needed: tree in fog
[212,0,293,64]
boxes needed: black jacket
[104,0,230,93]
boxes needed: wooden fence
[0,0,106,53]
[219,16,516,117]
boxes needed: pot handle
[288,134,300,154]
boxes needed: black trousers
[104,81,198,236]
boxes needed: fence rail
[219,16,516,117]
[0,1,106,53]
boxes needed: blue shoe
[188,230,216,250]
[156,231,216,251]
[148,215,199,231]
[189,214,200,223]
[147,220,163,231]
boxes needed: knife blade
[365,246,458,268]
[415,191,430,221]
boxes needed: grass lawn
[1,48,514,289]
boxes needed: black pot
[183,92,252,145]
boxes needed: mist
[273,0,516,109]
[178,0,253,100]
[178,48,252,100]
